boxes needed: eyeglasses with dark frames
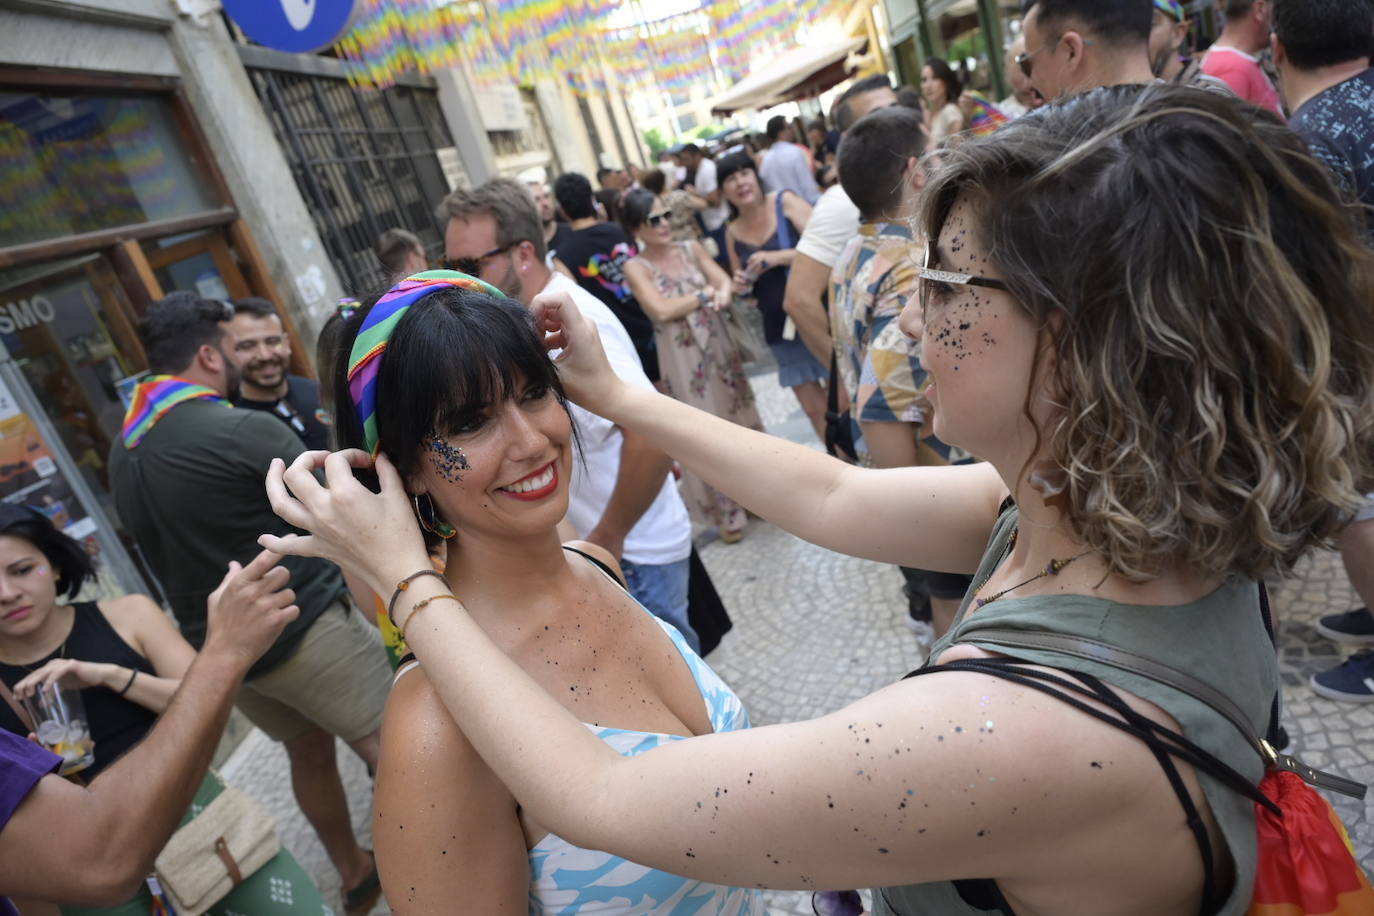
[444,241,518,277]
[917,245,1010,314]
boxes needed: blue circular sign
[222,0,361,54]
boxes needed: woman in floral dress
[622,188,763,543]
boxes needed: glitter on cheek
[427,434,471,482]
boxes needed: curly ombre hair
[921,84,1374,581]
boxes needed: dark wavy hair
[330,286,578,489]
[0,506,94,600]
[922,59,962,108]
[921,83,1374,581]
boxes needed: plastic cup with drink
[23,681,95,776]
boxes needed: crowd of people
[3,0,1374,914]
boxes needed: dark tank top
[731,191,799,344]
[0,602,157,779]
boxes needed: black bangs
[331,286,575,481]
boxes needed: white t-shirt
[794,185,861,268]
[692,157,730,232]
[540,272,692,565]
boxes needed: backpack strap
[954,625,1366,799]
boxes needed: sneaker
[1310,650,1374,702]
[1315,607,1374,644]
[906,618,936,648]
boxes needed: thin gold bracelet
[397,592,462,643]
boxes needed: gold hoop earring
[413,493,457,539]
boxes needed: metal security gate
[239,47,461,296]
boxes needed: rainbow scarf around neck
[121,375,228,448]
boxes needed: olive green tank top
[874,506,1275,916]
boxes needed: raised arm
[259,454,1184,898]
[0,552,298,905]
[534,292,1003,574]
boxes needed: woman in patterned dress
[622,189,763,544]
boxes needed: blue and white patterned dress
[526,613,769,915]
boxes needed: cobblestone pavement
[221,368,1373,915]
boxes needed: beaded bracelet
[387,569,447,619]
[397,593,462,643]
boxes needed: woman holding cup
[0,506,330,915]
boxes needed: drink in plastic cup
[22,682,94,776]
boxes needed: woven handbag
[153,780,280,916]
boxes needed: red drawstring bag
[1248,770,1374,916]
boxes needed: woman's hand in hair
[11,658,122,700]
[260,450,429,598]
[529,291,629,416]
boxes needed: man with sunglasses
[1018,0,1155,102]
[439,178,699,649]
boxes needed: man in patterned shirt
[1274,0,1374,233]
[828,106,970,641]
[1272,0,1374,703]
[829,106,930,470]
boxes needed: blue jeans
[621,556,698,653]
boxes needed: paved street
[220,368,1374,915]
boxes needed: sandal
[343,859,383,916]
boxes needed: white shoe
[906,618,935,648]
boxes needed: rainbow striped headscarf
[1154,0,1185,21]
[346,270,507,456]
[122,376,228,449]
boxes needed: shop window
[0,93,220,249]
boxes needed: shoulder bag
[152,775,281,916]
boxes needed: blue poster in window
[221,0,361,53]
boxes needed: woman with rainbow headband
[306,270,767,913]
[268,87,1374,915]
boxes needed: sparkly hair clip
[336,297,360,322]
[345,270,507,456]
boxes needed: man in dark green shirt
[108,293,387,913]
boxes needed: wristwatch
[696,289,711,308]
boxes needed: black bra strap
[562,544,629,590]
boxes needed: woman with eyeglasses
[0,506,331,915]
[621,189,762,545]
[264,86,1374,916]
[304,271,768,914]
[921,59,967,149]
